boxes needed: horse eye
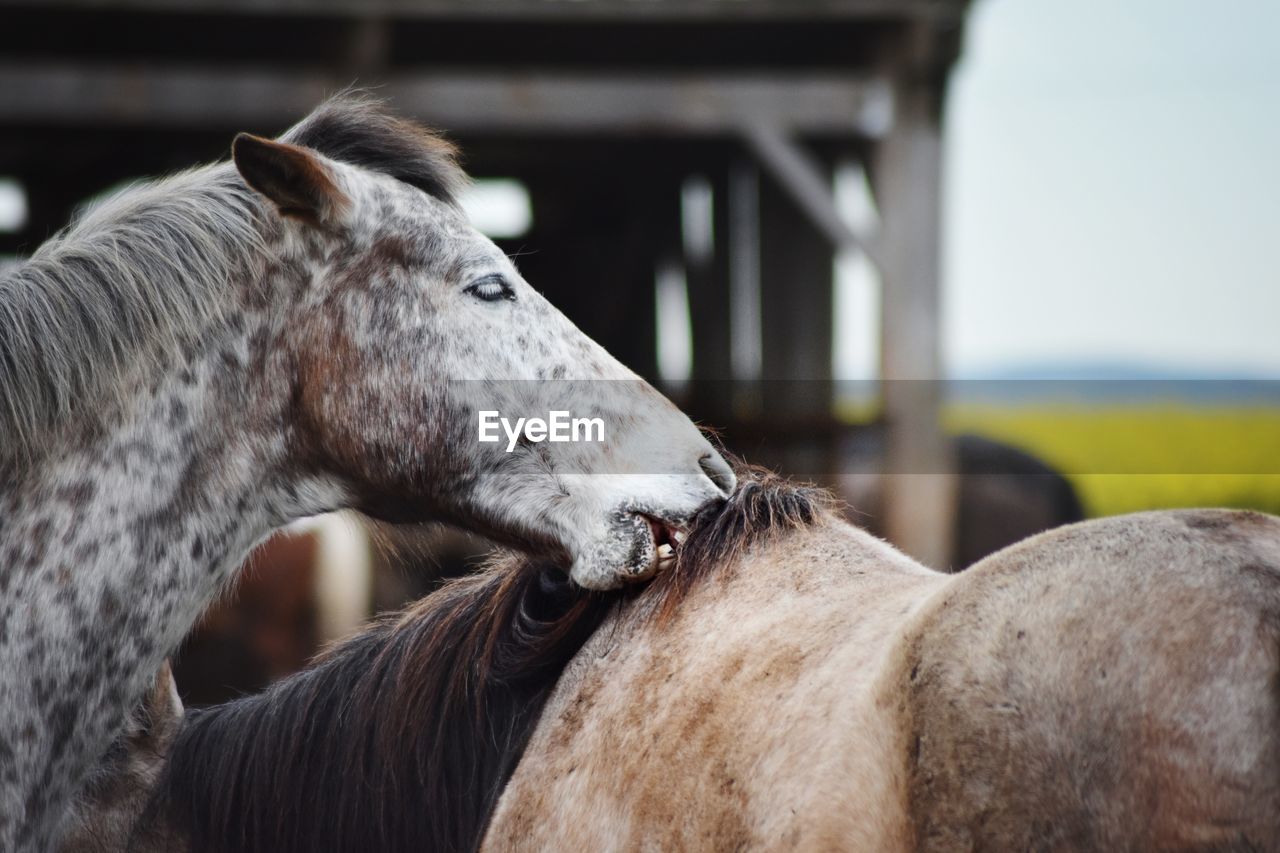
[465,275,515,303]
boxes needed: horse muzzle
[563,457,735,590]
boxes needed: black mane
[285,93,468,206]
[146,466,831,853]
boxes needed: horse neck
[0,236,345,851]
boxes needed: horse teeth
[657,543,675,560]
[672,530,687,545]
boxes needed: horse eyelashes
[465,275,515,302]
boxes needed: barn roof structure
[0,0,973,564]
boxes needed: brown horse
[65,470,1280,850]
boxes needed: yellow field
[943,404,1280,518]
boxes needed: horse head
[234,98,735,589]
[0,95,735,850]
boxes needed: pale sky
[942,0,1280,377]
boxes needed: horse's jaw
[554,473,723,590]
[421,376,736,591]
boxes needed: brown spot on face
[369,235,413,270]
[290,308,371,482]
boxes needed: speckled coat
[0,97,731,850]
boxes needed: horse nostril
[698,453,736,497]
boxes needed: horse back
[482,522,946,852]
[897,509,1280,851]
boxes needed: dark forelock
[283,93,468,205]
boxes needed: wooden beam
[0,0,969,21]
[0,65,891,137]
[757,153,836,480]
[727,160,763,414]
[684,169,735,422]
[740,123,880,264]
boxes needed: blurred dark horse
[840,427,1084,568]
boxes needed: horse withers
[490,484,1280,850]
[0,95,732,850]
[67,470,1280,851]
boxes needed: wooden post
[727,159,764,417]
[685,167,735,423]
[514,164,670,381]
[873,32,957,569]
[758,152,836,479]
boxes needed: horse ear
[232,133,349,226]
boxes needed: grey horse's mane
[0,164,262,467]
[0,93,464,469]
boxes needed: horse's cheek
[286,320,375,477]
